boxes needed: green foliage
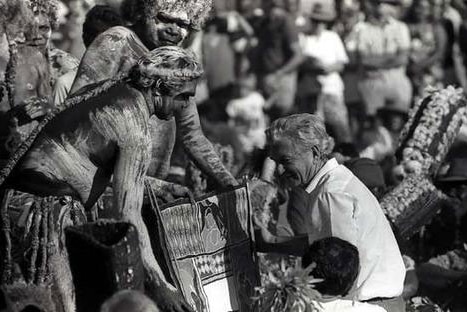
[253,258,323,312]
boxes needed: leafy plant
[253,259,323,312]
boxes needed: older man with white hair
[256,114,406,312]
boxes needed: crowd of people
[1,0,467,311]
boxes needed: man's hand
[264,73,282,96]
[10,97,49,124]
[253,214,276,244]
[150,283,194,312]
[145,177,195,204]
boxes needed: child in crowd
[226,73,268,154]
[302,237,387,311]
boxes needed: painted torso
[70,26,176,178]
[11,84,151,204]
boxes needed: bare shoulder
[90,26,146,54]
[88,84,152,148]
[71,26,147,93]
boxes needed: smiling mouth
[159,38,179,46]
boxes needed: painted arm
[254,228,308,256]
[144,175,193,202]
[176,100,238,188]
[113,144,194,312]
[112,144,167,285]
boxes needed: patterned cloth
[159,185,259,312]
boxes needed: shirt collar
[305,158,339,194]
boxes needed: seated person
[302,237,387,311]
[256,114,405,312]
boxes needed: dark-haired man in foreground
[302,237,387,311]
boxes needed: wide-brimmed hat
[309,2,336,22]
[436,158,467,184]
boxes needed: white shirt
[304,159,406,301]
[300,30,349,95]
[317,299,387,312]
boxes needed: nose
[163,26,180,37]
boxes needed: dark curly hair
[82,5,124,47]
[26,0,60,30]
[120,0,212,30]
[302,237,360,297]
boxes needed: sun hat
[309,2,337,22]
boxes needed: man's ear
[311,145,322,159]
[152,78,163,95]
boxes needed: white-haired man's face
[268,138,317,188]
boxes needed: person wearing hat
[346,0,412,119]
[297,2,352,143]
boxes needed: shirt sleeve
[396,22,411,51]
[332,32,349,64]
[320,192,358,246]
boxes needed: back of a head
[82,5,123,47]
[100,290,160,312]
[302,237,359,297]
[345,157,386,189]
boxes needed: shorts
[358,70,412,116]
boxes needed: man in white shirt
[298,2,351,143]
[256,114,406,312]
[302,237,388,312]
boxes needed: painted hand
[12,97,49,123]
[253,214,276,244]
[152,284,194,312]
[160,183,195,204]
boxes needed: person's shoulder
[320,299,388,312]
[388,17,409,29]
[99,26,135,39]
[323,30,344,42]
[90,26,141,48]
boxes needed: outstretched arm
[113,144,193,312]
[176,100,238,188]
[144,175,194,203]
[113,144,167,286]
